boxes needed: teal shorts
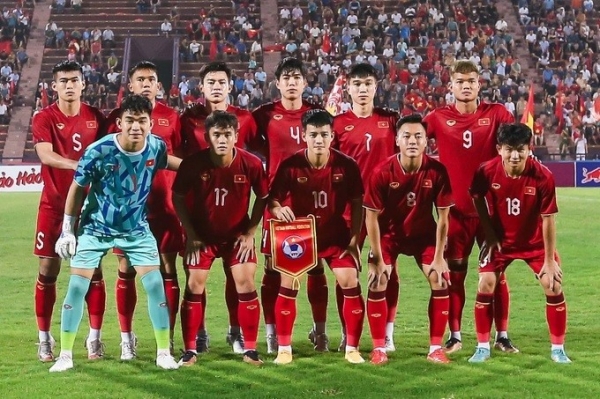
[70,230,160,268]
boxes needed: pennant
[325,74,346,116]
[270,216,318,278]
[520,84,535,131]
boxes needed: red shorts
[114,213,184,256]
[33,209,62,258]
[368,236,436,266]
[319,245,359,270]
[183,240,258,270]
[445,210,485,261]
[478,248,561,275]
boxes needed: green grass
[0,188,599,399]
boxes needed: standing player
[423,60,516,354]
[104,61,183,359]
[269,109,366,365]
[51,95,180,372]
[252,57,328,354]
[32,61,106,362]
[332,63,400,352]
[179,62,257,354]
[468,123,570,364]
[364,115,453,365]
[173,111,267,367]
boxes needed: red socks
[367,290,387,348]
[238,291,260,350]
[342,285,365,348]
[474,292,494,343]
[181,292,204,351]
[225,268,239,327]
[162,273,180,333]
[448,271,467,333]
[307,271,328,326]
[35,274,57,331]
[429,289,449,346]
[85,272,106,330]
[261,270,281,325]
[116,270,137,333]
[386,266,400,324]
[546,293,567,345]
[493,273,510,332]
[275,287,298,346]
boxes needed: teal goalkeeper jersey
[74,133,168,237]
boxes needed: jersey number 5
[72,133,82,151]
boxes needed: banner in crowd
[270,216,318,278]
[575,161,600,188]
[0,164,43,192]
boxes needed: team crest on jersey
[422,179,432,188]
[478,118,491,126]
[282,236,305,260]
[333,174,344,182]
[378,121,389,128]
[492,183,501,190]
[297,177,308,183]
[345,125,354,131]
[86,121,97,129]
[389,182,400,189]
[146,159,155,167]
[56,123,65,130]
[273,114,283,120]
[201,172,210,181]
[234,174,247,183]
[446,120,456,126]
[157,118,169,126]
[524,186,536,195]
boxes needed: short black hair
[497,123,532,147]
[52,61,83,79]
[128,60,158,78]
[120,94,153,117]
[395,114,427,132]
[275,57,307,80]
[199,62,232,83]
[204,110,239,134]
[347,63,378,80]
[301,109,334,130]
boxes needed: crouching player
[468,123,571,364]
[269,109,366,365]
[51,95,181,372]
[172,111,267,367]
[363,114,453,365]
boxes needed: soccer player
[269,109,365,365]
[364,114,453,365]
[423,60,516,354]
[468,123,570,364]
[50,95,180,372]
[332,63,400,352]
[172,111,267,367]
[32,61,106,362]
[252,57,328,354]
[104,61,183,359]
[179,61,258,354]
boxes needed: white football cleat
[384,336,396,352]
[226,332,245,355]
[156,353,180,370]
[49,354,74,373]
[38,335,56,362]
[120,333,138,361]
[266,334,278,354]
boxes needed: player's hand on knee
[538,259,563,292]
[428,257,450,287]
[367,261,389,290]
[185,236,206,266]
[55,232,77,259]
[274,206,295,222]
[342,238,361,271]
[235,232,255,263]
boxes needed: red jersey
[180,103,257,156]
[332,108,398,183]
[470,157,558,254]
[105,101,182,218]
[364,155,453,241]
[253,100,322,182]
[270,149,364,248]
[172,148,268,242]
[32,102,104,214]
[423,102,514,217]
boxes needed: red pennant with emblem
[270,216,318,278]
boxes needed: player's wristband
[62,214,77,234]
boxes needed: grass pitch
[0,188,598,399]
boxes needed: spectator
[254,66,266,89]
[189,39,202,61]
[237,89,249,109]
[102,28,115,48]
[161,18,172,37]
[150,0,160,14]
[0,97,9,124]
[575,133,588,160]
[54,0,66,14]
